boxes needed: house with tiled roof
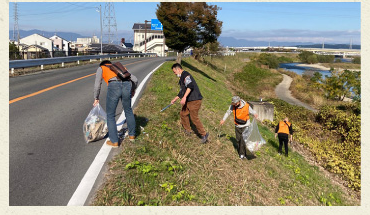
[19,33,54,57]
[50,34,70,56]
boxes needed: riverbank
[295,63,330,70]
[92,55,359,206]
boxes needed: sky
[9,2,361,44]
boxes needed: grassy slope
[92,57,359,206]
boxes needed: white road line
[67,62,165,206]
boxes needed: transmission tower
[13,2,20,44]
[103,2,118,44]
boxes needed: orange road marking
[9,58,158,104]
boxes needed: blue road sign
[151,19,163,30]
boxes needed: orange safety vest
[278,121,291,135]
[232,103,250,125]
[101,64,118,85]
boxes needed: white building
[19,33,54,57]
[76,37,92,45]
[49,35,70,56]
[132,23,168,57]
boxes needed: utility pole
[349,38,352,49]
[98,5,103,54]
[162,30,165,57]
[144,20,149,53]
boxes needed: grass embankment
[92,56,359,206]
[225,55,361,194]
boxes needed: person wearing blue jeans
[93,60,136,147]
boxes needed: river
[279,62,331,77]
[279,58,352,77]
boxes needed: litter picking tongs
[160,103,173,112]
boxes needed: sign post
[151,19,163,30]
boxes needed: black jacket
[177,71,203,102]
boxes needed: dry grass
[320,62,361,70]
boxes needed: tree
[323,69,360,101]
[298,51,315,63]
[9,42,21,60]
[306,54,318,64]
[192,41,220,60]
[156,2,222,63]
[310,72,323,90]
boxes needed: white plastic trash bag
[242,119,266,153]
[83,104,108,143]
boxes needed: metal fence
[9,50,139,60]
[9,53,157,73]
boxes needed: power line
[66,2,99,9]
[17,7,93,17]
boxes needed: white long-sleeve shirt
[222,99,256,128]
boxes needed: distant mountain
[9,29,89,41]
[218,36,315,47]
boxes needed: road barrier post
[11,68,14,75]
[41,65,44,70]
[77,60,80,65]
[62,62,64,67]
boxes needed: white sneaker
[240,155,246,159]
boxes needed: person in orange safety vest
[220,96,258,160]
[274,117,293,157]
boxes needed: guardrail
[9,53,157,74]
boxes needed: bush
[317,55,335,63]
[271,99,361,191]
[316,105,361,191]
[277,56,294,63]
[352,57,361,64]
[256,53,280,69]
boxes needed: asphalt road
[9,56,175,206]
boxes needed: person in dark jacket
[170,63,209,144]
[274,117,293,156]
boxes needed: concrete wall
[248,101,274,122]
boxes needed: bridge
[231,46,360,58]
[298,48,361,58]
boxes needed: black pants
[235,126,248,157]
[278,133,289,156]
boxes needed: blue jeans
[106,81,136,143]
